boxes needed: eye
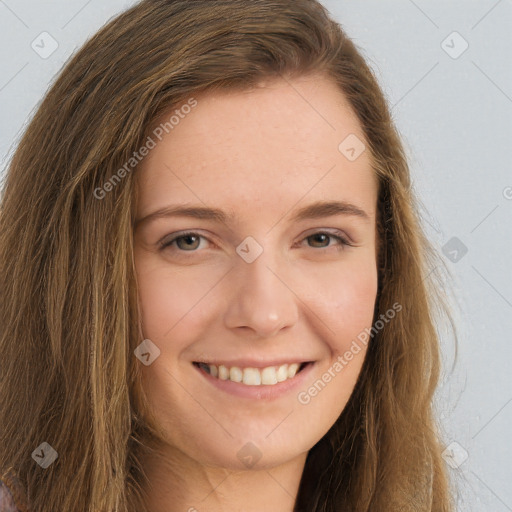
[159,229,353,254]
[159,231,209,252]
[300,230,353,250]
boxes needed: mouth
[193,361,313,387]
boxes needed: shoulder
[0,478,21,512]
[0,469,29,512]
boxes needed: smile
[193,361,312,386]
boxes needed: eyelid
[158,229,217,250]
[158,228,355,252]
[300,227,355,246]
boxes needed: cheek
[134,252,223,341]
[303,256,378,351]
[135,247,379,352]
[294,262,377,427]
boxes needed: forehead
[136,74,377,221]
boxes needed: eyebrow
[134,199,371,230]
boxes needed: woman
[0,0,456,510]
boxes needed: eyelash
[158,230,354,253]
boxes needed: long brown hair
[0,0,457,510]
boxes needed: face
[133,74,379,471]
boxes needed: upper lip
[193,358,315,368]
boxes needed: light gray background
[1,1,511,510]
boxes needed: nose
[223,248,299,338]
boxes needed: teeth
[243,368,261,386]
[229,367,243,383]
[276,364,288,382]
[197,362,307,386]
[218,365,229,380]
[288,363,300,378]
[261,367,278,385]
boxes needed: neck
[142,446,308,512]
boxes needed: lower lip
[194,362,315,400]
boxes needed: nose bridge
[223,239,299,337]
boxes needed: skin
[133,73,379,512]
